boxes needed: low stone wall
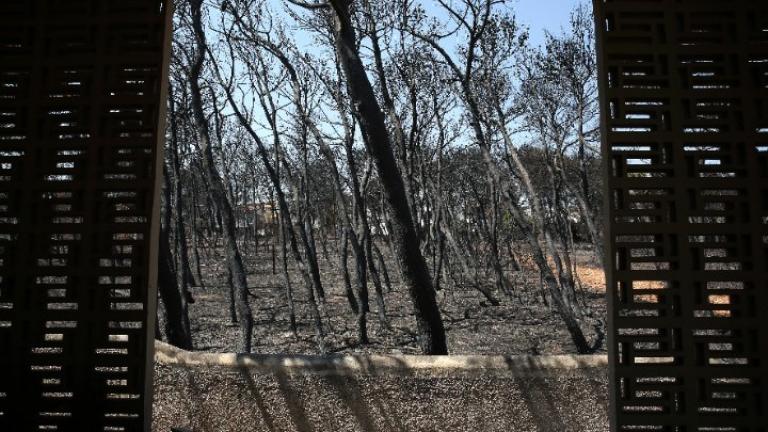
[152,341,609,432]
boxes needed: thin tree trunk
[158,224,193,350]
[226,269,237,324]
[279,214,298,337]
[189,0,252,353]
[364,234,390,329]
[190,178,205,287]
[167,87,198,299]
[441,209,500,305]
[210,35,327,352]
[340,227,359,314]
[372,242,393,293]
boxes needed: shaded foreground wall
[595,1,768,430]
[152,342,609,432]
[0,2,171,430]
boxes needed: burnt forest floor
[171,239,607,356]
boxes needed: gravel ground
[152,343,610,432]
[153,245,609,432]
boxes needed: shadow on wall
[152,344,609,432]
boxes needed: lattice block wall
[0,1,169,430]
[595,0,768,431]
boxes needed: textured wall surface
[152,342,609,432]
[0,1,171,430]
[594,0,768,430]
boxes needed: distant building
[235,202,278,236]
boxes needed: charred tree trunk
[189,177,205,287]
[226,269,238,324]
[339,227,359,314]
[328,0,447,354]
[188,0,253,353]
[158,224,193,349]
[167,87,198,299]
[159,154,193,349]
[279,214,298,337]
[372,242,393,293]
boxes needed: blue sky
[208,0,591,136]
[409,0,588,47]
[280,0,590,51]
[511,0,588,45]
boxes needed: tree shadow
[517,377,570,431]
[261,354,415,432]
[236,366,279,432]
[234,354,312,432]
[497,355,609,432]
[322,375,379,431]
[156,345,608,432]
[317,355,411,432]
[273,369,315,432]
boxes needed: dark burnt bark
[209,35,326,352]
[328,0,447,354]
[189,178,205,287]
[226,269,237,324]
[159,154,193,349]
[158,224,193,350]
[339,227,360,314]
[188,0,253,353]
[372,242,393,293]
[279,214,298,337]
[167,87,198,299]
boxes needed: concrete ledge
[154,340,608,376]
[152,341,610,432]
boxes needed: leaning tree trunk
[188,0,253,353]
[167,87,198,298]
[372,242,393,293]
[278,214,298,337]
[328,0,447,354]
[365,233,390,329]
[441,208,501,305]
[189,176,205,287]
[339,227,360,314]
[158,224,193,350]
[158,159,192,349]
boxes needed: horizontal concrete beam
[154,340,608,377]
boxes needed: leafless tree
[156,0,605,356]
